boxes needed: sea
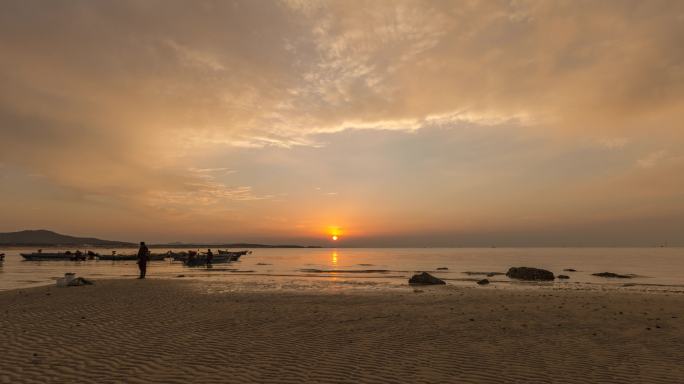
[1,247,682,292]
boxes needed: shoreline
[3,247,684,292]
[2,279,683,383]
[4,272,684,294]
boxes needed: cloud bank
[1,0,683,244]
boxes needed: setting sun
[327,226,343,241]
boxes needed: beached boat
[96,254,138,261]
[148,253,171,261]
[21,251,90,261]
[21,250,187,262]
[97,252,171,261]
[183,255,231,266]
[217,250,251,256]
[180,250,250,266]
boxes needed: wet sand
[1,279,683,383]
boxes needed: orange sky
[1,1,683,246]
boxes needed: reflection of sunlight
[331,251,340,283]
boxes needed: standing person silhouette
[137,242,150,279]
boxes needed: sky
[1,0,683,246]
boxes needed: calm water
[0,247,682,292]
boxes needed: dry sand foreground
[1,280,683,383]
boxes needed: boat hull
[96,255,138,261]
[21,253,89,261]
[181,250,249,266]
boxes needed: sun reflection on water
[331,251,338,266]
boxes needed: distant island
[0,230,321,248]
[149,243,321,249]
[0,230,135,247]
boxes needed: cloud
[596,137,630,150]
[637,150,668,169]
[1,0,683,242]
[274,0,684,139]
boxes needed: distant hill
[149,242,322,249]
[0,230,322,248]
[0,230,135,247]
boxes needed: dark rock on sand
[563,268,577,272]
[409,272,446,285]
[557,275,570,279]
[477,279,490,285]
[592,272,634,279]
[506,267,555,281]
[436,267,449,270]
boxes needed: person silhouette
[206,249,213,265]
[137,241,150,279]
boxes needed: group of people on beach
[186,249,213,264]
[135,242,215,279]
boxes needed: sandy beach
[1,279,683,384]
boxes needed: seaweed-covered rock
[592,272,634,279]
[563,268,577,272]
[506,267,555,281]
[476,279,490,285]
[557,275,570,279]
[408,272,446,285]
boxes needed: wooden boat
[148,253,172,261]
[97,252,170,261]
[21,251,89,261]
[217,250,251,256]
[181,250,249,266]
[183,255,231,266]
[96,254,137,261]
[21,250,178,262]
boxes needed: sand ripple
[1,280,683,383]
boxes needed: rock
[557,275,570,279]
[506,267,555,281]
[563,268,577,272]
[592,272,634,278]
[408,272,446,285]
[476,279,490,285]
[436,267,449,270]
